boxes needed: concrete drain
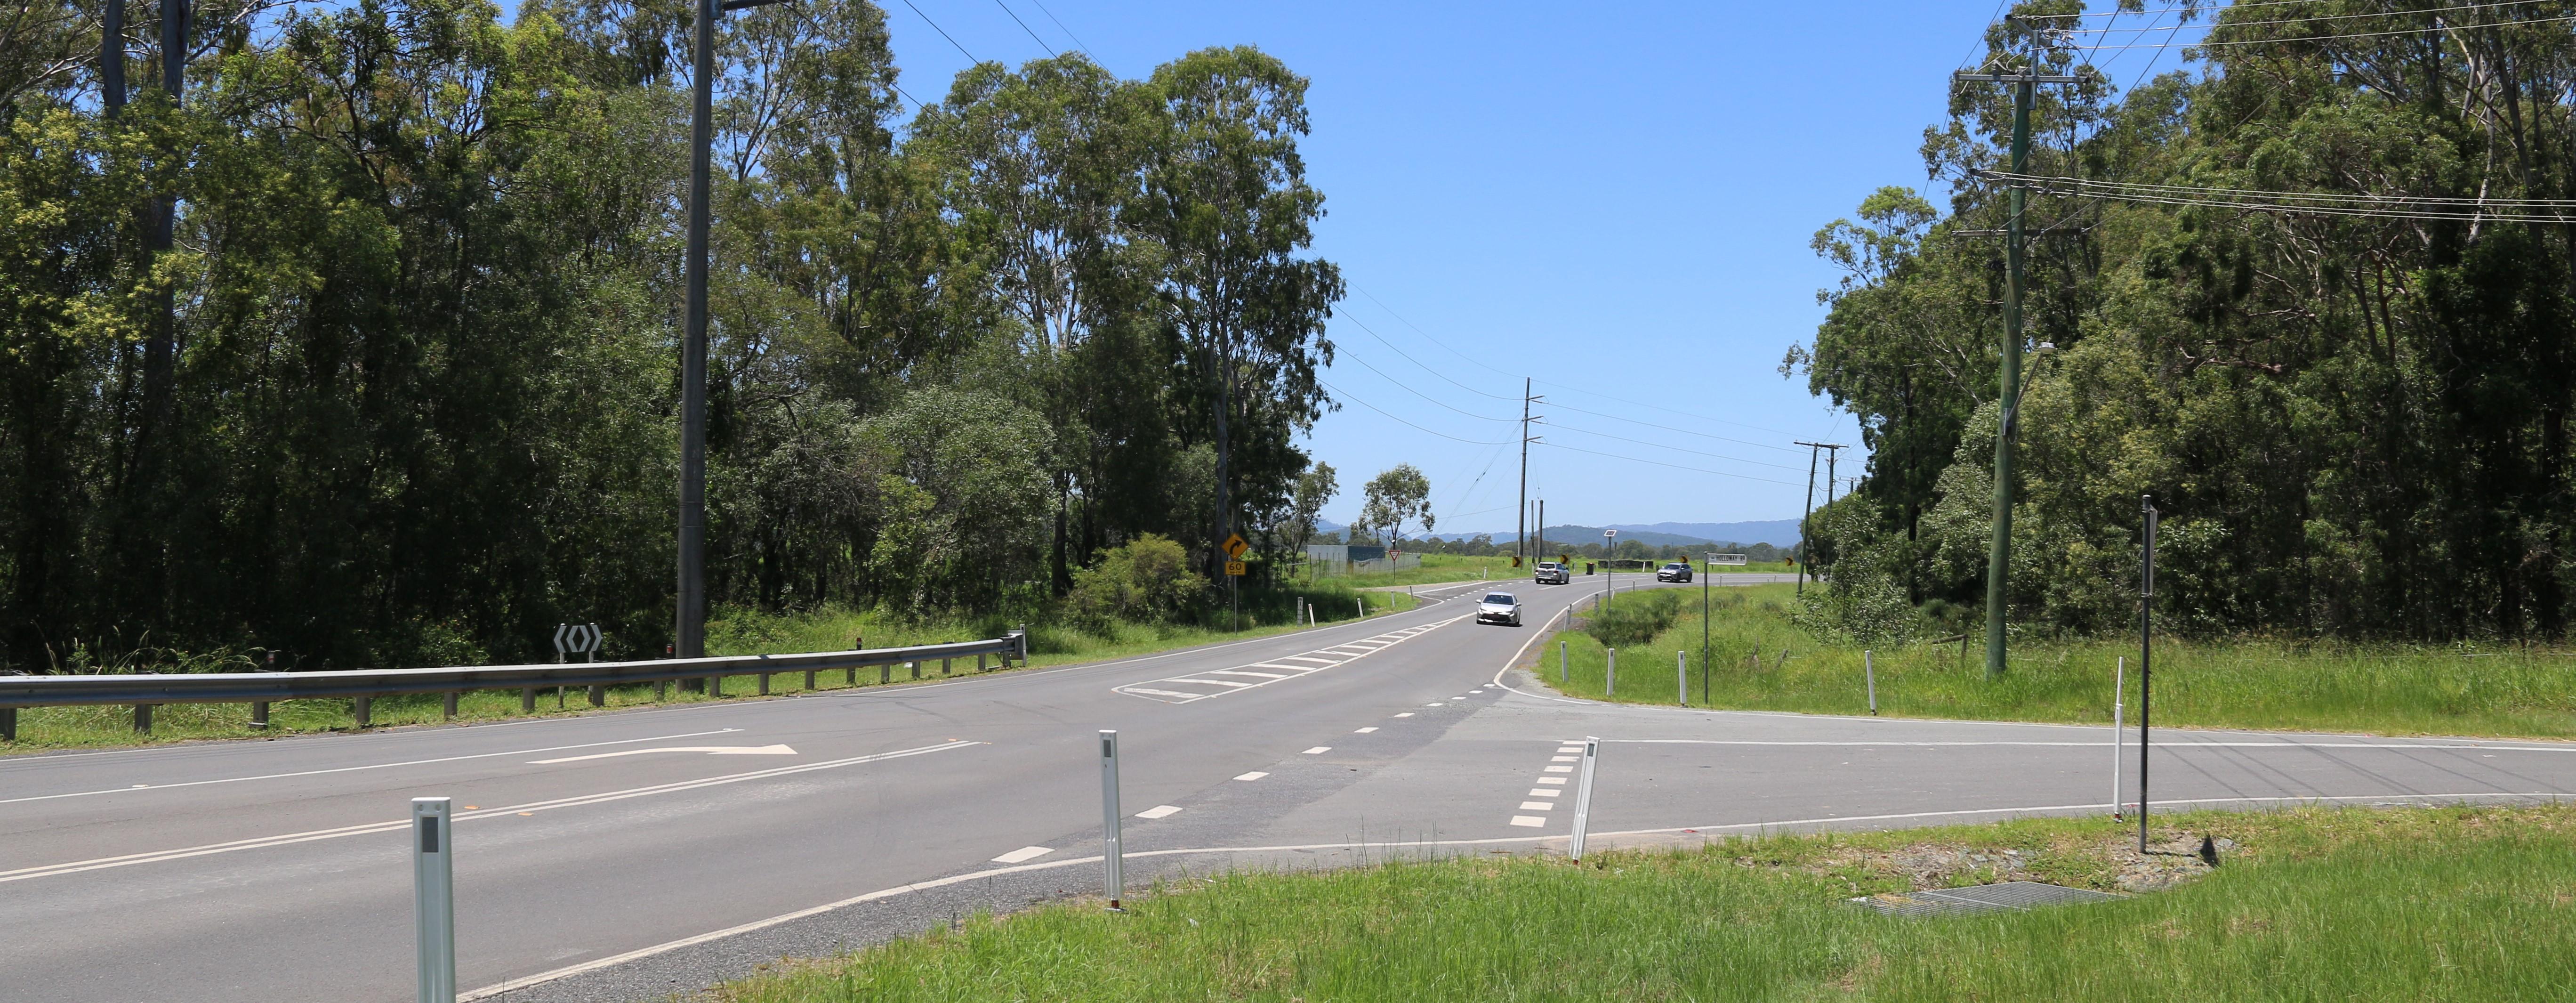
[1853,881,2122,917]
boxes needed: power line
[992,0,1056,57]
[2053,0,2551,34]
[2052,12,2576,49]
[1347,283,1525,383]
[1331,344,1517,422]
[1024,0,1098,59]
[1334,310,1520,401]
[1980,170,2576,222]
[2029,0,2535,19]
[895,0,979,63]
[1536,442,1802,487]
[1537,418,1813,473]
[1318,378,1512,446]
[1543,398,1810,454]
[1532,379,1805,438]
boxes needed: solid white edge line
[0,728,752,806]
[459,789,2570,1000]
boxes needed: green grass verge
[1538,583,2576,738]
[714,804,2576,1003]
[0,585,1418,753]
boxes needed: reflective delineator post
[1099,729,1125,910]
[1559,640,1568,683]
[2111,656,2126,819]
[1605,648,1616,696]
[412,797,456,1003]
[1569,736,1600,861]
[1677,651,1688,706]
[1865,650,1877,715]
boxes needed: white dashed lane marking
[1112,618,1463,704]
[1392,712,1415,718]
[991,846,1054,864]
[1135,805,1183,819]
[1302,747,1332,755]
[1510,816,1547,828]
[1234,772,1269,781]
[1354,727,1378,734]
[1520,801,1554,811]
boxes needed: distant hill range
[1426,519,1802,548]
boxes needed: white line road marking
[1354,727,1378,734]
[1608,739,2576,752]
[1528,789,1560,797]
[1425,703,1444,707]
[1509,816,1548,827]
[460,789,2575,1002]
[1537,777,1566,785]
[1520,801,1554,811]
[1550,756,1578,762]
[1115,618,1464,704]
[991,846,1054,864]
[0,740,982,885]
[1135,805,1183,819]
[1233,771,1269,781]
[1302,746,1332,755]
[1544,765,1574,773]
[530,744,796,764]
[0,728,751,806]
[1393,712,1415,718]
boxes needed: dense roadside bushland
[0,0,1341,670]
[1790,3,2576,644]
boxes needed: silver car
[1533,560,1570,585]
[1476,591,1523,626]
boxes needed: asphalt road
[3,574,2570,1002]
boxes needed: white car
[1476,592,1524,627]
[1533,560,1570,584]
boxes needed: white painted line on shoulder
[1233,771,1269,781]
[1135,805,1183,820]
[1119,688,1208,701]
[1301,746,1332,755]
[1392,712,1415,718]
[1167,678,1252,688]
[531,744,796,764]
[1550,756,1578,762]
[1537,777,1567,785]
[1509,816,1548,828]
[1425,703,1444,707]
[991,846,1054,864]
[1519,801,1554,811]
[1354,727,1378,734]
[0,727,751,807]
[1544,765,1574,773]
[1527,789,1560,797]
[1207,670,1289,679]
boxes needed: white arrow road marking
[530,744,797,764]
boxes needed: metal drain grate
[1854,881,2122,917]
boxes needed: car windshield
[1483,593,1516,605]
[1665,563,1684,570]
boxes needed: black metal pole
[677,0,716,664]
[2138,493,2157,853]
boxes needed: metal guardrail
[0,631,1028,740]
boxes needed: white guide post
[411,797,455,1003]
[1099,730,1125,910]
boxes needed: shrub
[1067,535,1209,627]
[1587,590,1682,648]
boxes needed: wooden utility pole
[1516,380,1541,566]
[1792,441,1844,596]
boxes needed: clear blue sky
[873,1,2180,534]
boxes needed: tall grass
[716,804,2576,1003]
[1544,583,2576,738]
[1,582,1416,752]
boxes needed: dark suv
[1655,561,1692,583]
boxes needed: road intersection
[2,575,2568,1002]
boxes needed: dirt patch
[1788,827,2239,897]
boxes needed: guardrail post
[354,696,372,728]
[942,656,951,676]
[588,685,605,707]
[909,661,919,680]
[521,688,535,713]
[805,669,817,690]
[1100,729,1124,911]
[979,652,989,672]
[655,680,668,701]
[443,693,457,720]
[134,704,152,734]
[880,662,891,684]
[412,797,456,1003]
[757,672,770,696]
[1,707,15,742]
[849,636,861,686]
[709,673,723,698]
[251,702,270,728]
